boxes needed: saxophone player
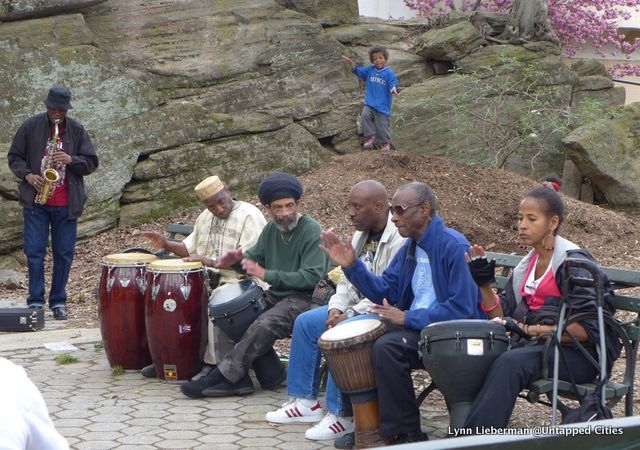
[7,87,99,320]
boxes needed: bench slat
[166,223,194,237]
[529,379,630,400]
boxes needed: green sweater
[244,215,329,298]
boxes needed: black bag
[561,381,613,424]
[0,307,45,332]
[311,276,336,305]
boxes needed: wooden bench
[418,251,640,418]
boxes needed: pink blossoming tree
[405,0,640,76]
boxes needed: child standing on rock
[341,45,399,154]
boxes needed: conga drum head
[208,280,265,343]
[148,260,203,272]
[209,279,260,308]
[319,319,384,347]
[102,253,158,265]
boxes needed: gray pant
[361,105,391,144]
[215,292,317,383]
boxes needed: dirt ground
[3,150,640,427]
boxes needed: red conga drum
[99,253,157,370]
[145,260,208,381]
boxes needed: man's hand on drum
[215,248,244,269]
[141,231,166,249]
[325,308,344,329]
[241,258,266,280]
[182,254,215,266]
[320,229,356,268]
[369,299,405,326]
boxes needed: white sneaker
[265,398,324,424]
[304,413,354,440]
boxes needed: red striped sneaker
[265,398,324,424]
[304,413,354,440]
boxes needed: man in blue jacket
[320,181,483,445]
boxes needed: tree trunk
[510,0,559,44]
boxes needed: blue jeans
[23,205,77,308]
[287,305,380,416]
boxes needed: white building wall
[358,0,418,19]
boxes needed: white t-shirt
[0,358,68,450]
[410,246,437,310]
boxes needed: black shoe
[334,431,355,449]
[201,373,255,397]
[52,306,68,320]
[140,364,157,378]
[259,367,286,390]
[393,430,429,445]
[191,363,216,381]
[180,367,225,399]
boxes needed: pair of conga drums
[98,254,207,381]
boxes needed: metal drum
[98,253,157,370]
[419,319,509,428]
[145,260,208,381]
[208,279,265,343]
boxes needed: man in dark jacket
[7,87,98,320]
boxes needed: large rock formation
[0,0,628,258]
[563,103,640,208]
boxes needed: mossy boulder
[414,21,486,61]
[563,103,640,207]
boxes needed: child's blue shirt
[353,65,398,116]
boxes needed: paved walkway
[0,312,450,450]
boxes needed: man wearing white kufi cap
[140,175,266,379]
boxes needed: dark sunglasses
[390,202,424,215]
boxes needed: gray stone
[575,76,614,92]
[0,0,106,21]
[562,159,582,199]
[571,59,611,78]
[274,0,359,25]
[0,270,22,289]
[326,22,413,50]
[414,21,486,61]
[563,103,640,207]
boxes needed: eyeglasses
[390,202,423,216]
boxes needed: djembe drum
[418,319,509,428]
[318,319,388,449]
[98,253,157,370]
[145,260,208,381]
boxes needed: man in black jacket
[7,87,98,320]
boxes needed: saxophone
[35,120,62,205]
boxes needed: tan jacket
[328,213,406,314]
